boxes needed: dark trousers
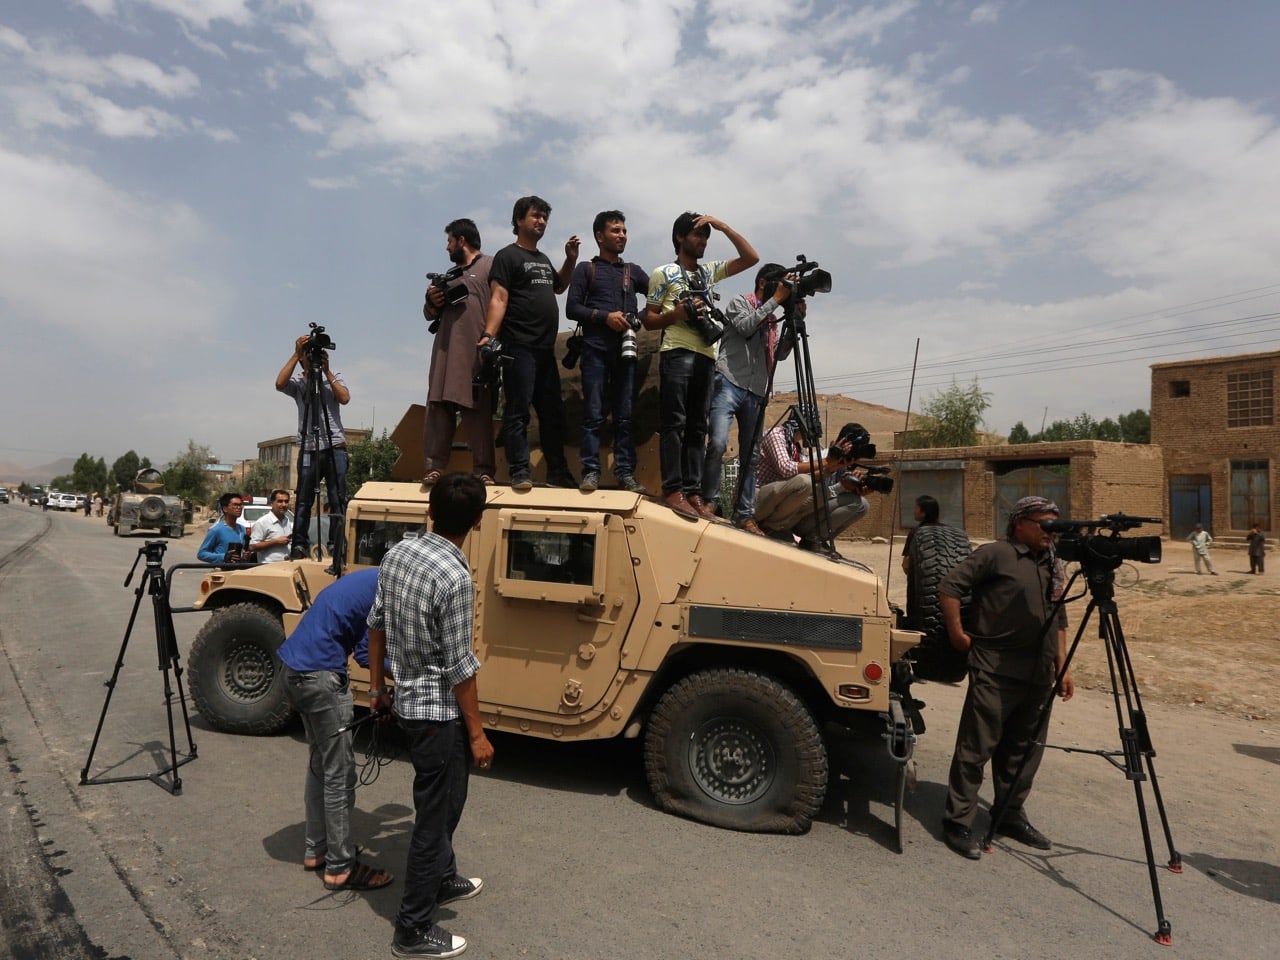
[396,718,470,931]
[943,668,1053,830]
[501,342,569,478]
[294,446,347,551]
[1250,554,1265,574]
[579,341,637,477]
[658,348,715,495]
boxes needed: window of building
[1230,460,1270,530]
[1169,380,1191,398]
[1227,371,1274,427]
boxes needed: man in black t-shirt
[480,195,580,490]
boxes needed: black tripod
[297,324,346,574]
[81,541,197,795]
[985,550,1181,945]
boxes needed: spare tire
[139,495,167,522]
[906,524,972,683]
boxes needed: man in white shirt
[249,489,294,563]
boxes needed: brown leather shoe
[686,494,717,520]
[663,490,699,520]
[735,518,765,536]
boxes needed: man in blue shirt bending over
[278,567,393,893]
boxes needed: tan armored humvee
[188,477,925,836]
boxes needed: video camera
[1041,513,1163,568]
[304,322,335,364]
[424,264,468,334]
[677,278,727,346]
[781,254,832,300]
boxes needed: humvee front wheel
[188,602,294,735]
[644,668,827,834]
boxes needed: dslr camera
[424,264,468,334]
[474,335,510,403]
[620,313,642,362]
[677,287,726,346]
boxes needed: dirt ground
[845,537,1278,722]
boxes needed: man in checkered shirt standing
[367,472,493,959]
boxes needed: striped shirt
[366,532,479,721]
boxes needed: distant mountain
[0,457,76,486]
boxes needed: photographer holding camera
[276,333,350,559]
[565,210,650,494]
[422,218,496,486]
[479,195,579,491]
[937,495,1073,860]
[645,212,758,519]
[753,416,876,548]
[701,263,797,534]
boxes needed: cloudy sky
[2,0,1279,474]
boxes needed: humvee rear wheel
[188,602,294,735]
[644,668,827,834]
[906,524,972,683]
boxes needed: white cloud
[307,175,357,190]
[969,3,1001,25]
[80,0,253,31]
[0,147,219,344]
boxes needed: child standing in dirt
[1187,523,1218,575]
[1247,523,1266,574]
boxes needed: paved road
[1,503,1277,959]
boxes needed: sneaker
[579,471,600,493]
[943,823,982,860]
[437,875,484,906]
[392,923,467,959]
[510,472,533,492]
[289,546,308,561]
[617,474,647,494]
[995,818,1051,850]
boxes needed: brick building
[1150,350,1276,538]
[857,439,1164,541]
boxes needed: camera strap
[585,258,634,315]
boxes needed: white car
[48,493,77,510]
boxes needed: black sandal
[323,860,393,891]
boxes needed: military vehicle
[187,477,927,836]
[111,467,185,538]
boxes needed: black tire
[643,668,827,834]
[188,602,294,735]
[139,496,166,523]
[906,524,972,683]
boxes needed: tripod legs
[81,566,197,795]
[985,593,1181,943]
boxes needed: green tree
[1007,421,1032,444]
[70,453,109,495]
[1118,408,1150,443]
[347,430,402,499]
[904,377,991,448]
[163,440,217,505]
[236,459,283,498]
[111,450,149,490]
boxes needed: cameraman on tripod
[938,495,1074,860]
[276,334,350,560]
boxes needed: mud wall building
[857,439,1164,542]
[1150,350,1277,537]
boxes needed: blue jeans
[294,446,347,552]
[501,342,569,478]
[702,373,764,520]
[580,341,637,477]
[283,667,356,875]
[396,717,470,931]
[658,349,715,495]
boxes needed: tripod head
[125,539,168,587]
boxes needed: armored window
[1226,371,1274,427]
[496,511,608,604]
[351,517,429,566]
[1169,380,1191,398]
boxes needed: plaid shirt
[756,423,802,486]
[366,532,480,721]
